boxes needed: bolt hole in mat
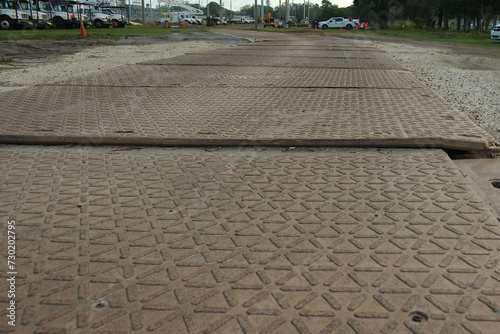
[1,146,499,333]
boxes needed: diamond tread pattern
[0,147,499,333]
[54,66,425,89]
[141,54,407,70]
[0,86,491,142]
[0,35,493,149]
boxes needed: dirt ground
[0,31,239,66]
[372,37,499,145]
[0,30,498,144]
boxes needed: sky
[155,0,354,12]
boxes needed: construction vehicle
[0,0,48,29]
[100,6,128,27]
[158,0,202,24]
[58,0,112,28]
[263,12,274,28]
[80,6,110,27]
[206,17,226,26]
[0,0,29,30]
[19,0,49,28]
[37,0,79,29]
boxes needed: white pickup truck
[318,17,359,30]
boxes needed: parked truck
[100,6,128,28]
[19,0,49,28]
[158,0,202,24]
[318,17,359,30]
[37,1,79,29]
[0,0,48,30]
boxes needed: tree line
[352,0,499,31]
[167,1,498,30]
[235,0,498,30]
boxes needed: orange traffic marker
[80,19,86,37]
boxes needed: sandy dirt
[0,32,240,91]
[0,30,498,144]
[373,38,500,144]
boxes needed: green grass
[2,23,497,48]
[0,57,21,70]
[260,26,500,48]
[0,24,214,41]
[359,29,497,48]
[0,57,13,64]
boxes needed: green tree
[318,0,346,20]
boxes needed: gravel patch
[0,41,229,92]
[0,40,231,92]
[376,41,500,144]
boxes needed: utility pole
[260,0,263,24]
[254,0,257,29]
[142,0,145,23]
[285,0,288,24]
[220,0,222,21]
[307,0,309,24]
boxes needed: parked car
[492,24,500,40]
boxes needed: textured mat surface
[0,146,499,333]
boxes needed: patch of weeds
[0,58,20,70]
[0,66,21,70]
[88,33,121,40]
[0,57,13,64]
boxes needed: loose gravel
[376,42,500,143]
[0,40,231,92]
